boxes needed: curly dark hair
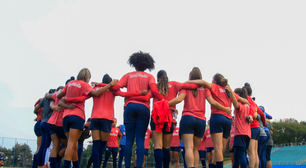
[127,51,155,71]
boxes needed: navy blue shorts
[266,145,272,161]
[124,103,150,124]
[135,149,149,156]
[34,121,42,137]
[48,123,66,139]
[199,150,206,159]
[170,147,180,152]
[62,115,85,132]
[150,117,174,134]
[106,147,119,153]
[90,118,112,132]
[210,114,232,139]
[251,128,260,140]
[206,147,214,153]
[233,135,250,149]
[179,115,206,138]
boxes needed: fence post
[12,138,17,167]
[1,137,4,151]
[24,139,28,168]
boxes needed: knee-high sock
[154,149,163,168]
[63,160,71,168]
[99,141,107,166]
[92,140,101,168]
[73,161,79,168]
[216,161,223,168]
[163,148,170,168]
[49,157,57,168]
[201,160,206,168]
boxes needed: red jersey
[170,127,180,147]
[248,96,259,128]
[234,102,251,138]
[61,80,93,120]
[229,126,234,147]
[248,96,265,128]
[199,135,206,151]
[34,99,43,121]
[180,86,211,121]
[91,86,140,121]
[117,71,156,109]
[153,81,198,109]
[204,128,213,148]
[210,84,239,119]
[144,130,152,149]
[107,127,121,148]
[48,93,64,127]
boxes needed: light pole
[295,137,297,145]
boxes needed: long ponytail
[189,67,202,97]
[157,70,169,96]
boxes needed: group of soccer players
[33,51,273,168]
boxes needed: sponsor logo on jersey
[68,82,82,88]
[129,73,148,79]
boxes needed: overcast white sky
[1,0,306,148]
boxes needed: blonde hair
[77,68,91,83]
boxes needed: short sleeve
[210,83,217,94]
[117,74,128,88]
[234,93,240,100]
[179,89,187,95]
[205,88,212,98]
[82,82,93,95]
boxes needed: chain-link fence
[3,136,306,168]
[80,144,186,168]
[0,137,187,168]
[0,137,37,167]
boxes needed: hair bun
[49,89,56,94]
[220,78,228,87]
[244,82,250,87]
[70,76,75,80]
